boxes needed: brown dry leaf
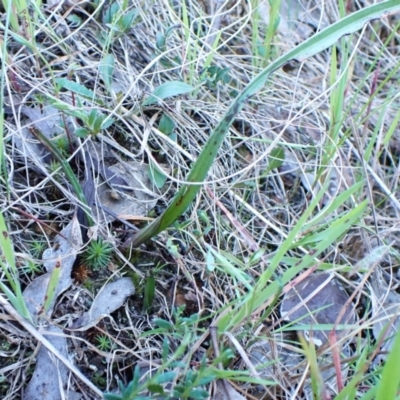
[83,140,159,222]
[71,277,135,331]
[280,273,355,346]
[23,216,82,320]
[24,325,82,400]
[94,161,159,220]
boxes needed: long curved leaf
[129,0,400,247]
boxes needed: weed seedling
[96,334,113,352]
[82,239,113,271]
[29,240,47,259]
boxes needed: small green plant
[103,3,138,37]
[96,334,113,352]
[74,109,114,138]
[92,371,107,389]
[0,214,33,323]
[52,135,70,158]
[29,239,47,259]
[103,307,233,400]
[83,239,113,271]
[20,259,42,277]
[200,65,231,89]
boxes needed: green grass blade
[38,258,62,318]
[0,214,33,323]
[130,1,400,247]
[218,200,367,332]
[376,329,400,400]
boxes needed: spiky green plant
[83,239,113,271]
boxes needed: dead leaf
[280,273,355,346]
[14,105,75,173]
[94,161,159,221]
[71,277,135,330]
[24,325,82,400]
[23,216,82,320]
[82,141,159,222]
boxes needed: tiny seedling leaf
[154,318,174,330]
[188,389,210,399]
[206,248,215,271]
[121,9,138,31]
[74,127,90,138]
[159,113,175,136]
[143,81,195,106]
[267,146,285,171]
[155,371,178,384]
[100,54,115,91]
[147,384,165,394]
[148,161,167,189]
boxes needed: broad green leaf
[159,113,175,136]
[154,371,178,384]
[129,1,400,247]
[267,146,285,171]
[87,109,97,126]
[101,117,114,130]
[188,389,210,399]
[74,127,90,138]
[142,81,194,106]
[154,318,174,330]
[121,9,138,31]
[56,78,95,99]
[147,384,165,394]
[99,54,114,92]
[102,2,120,24]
